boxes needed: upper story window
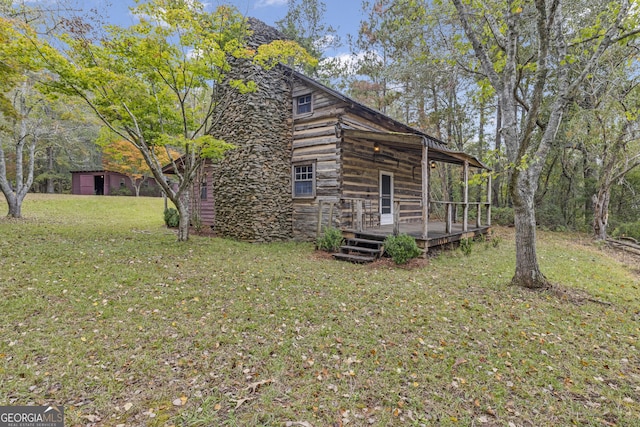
[296,94,312,115]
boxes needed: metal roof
[286,66,489,170]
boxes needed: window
[200,179,207,200]
[296,94,312,115]
[293,164,315,198]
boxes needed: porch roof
[336,125,490,170]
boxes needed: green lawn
[1,194,639,426]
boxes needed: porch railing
[431,200,492,233]
[316,197,492,239]
[340,197,379,233]
[340,197,423,235]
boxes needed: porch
[318,197,492,253]
[344,220,491,250]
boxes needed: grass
[0,194,639,426]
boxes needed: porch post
[316,200,324,239]
[487,174,492,227]
[421,144,429,242]
[463,161,469,232]
[393,201,401,235]
[355,199,363,232]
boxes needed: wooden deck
[344,221,491,250]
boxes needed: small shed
[70,170,162,196]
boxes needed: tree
[450,0,640,288]
[276,0,339,60]
[44,0,313,241]
[0,10,52,217]
[100,138,179,197]
[276,0,340,79]
[566,59,640,239]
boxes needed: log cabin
[169,19,491,260]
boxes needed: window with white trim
[293,163,315,198]
[296,94,312,115]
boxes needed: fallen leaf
[451,358,467,372]
[172,396,187,406]
[247,378,274,393]
[231,397,254,409]
[123,402,133,411]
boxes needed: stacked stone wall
[210,19,294,242]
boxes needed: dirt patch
[312,250,431,269]
[312,250,335,261]
[545,283,612,306]
[367,255,431,270]
[191,226,217,237]
[602,245,640,279]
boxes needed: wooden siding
[71,170,163,196]
[291,79,345,239]
[340,109,425,225]
[290,77,430,238]
[190,165,215,228]
[341,138,424,223]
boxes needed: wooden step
[340,245,382,254]
[347,237,384,246]
[332,253,376,263]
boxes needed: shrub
[109,186,132,196]
[459,238,472,256]
[491,207,514,226]
[536,203,567,231]
[316,227,343,252]
[612,221,640,241]
[164,208,180,228]
[383,233,422,264]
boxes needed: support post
[316,200,324,239]
[476,204,481,228]
[355,199,363,232]
[463,161,469,232]
[446,203,452,234]
[421,144,429,242]
[487,174,492,226]
[328,202,335,228]
[393,200,401,235]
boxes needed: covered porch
[322,125,492,255]
[321,197,491,251]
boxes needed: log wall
[291,78,344,239]
[339,112,424,224]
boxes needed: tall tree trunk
[492,100,502,207]
[1,84,37,218]
[582,145,595,226]
[511,168,549,288]
[592,188,610,240]
[176,191,190,242]
[477,99,486,203]
[7,195,21,217]
[46,146,55,193]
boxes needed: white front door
[380,171,394,225]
